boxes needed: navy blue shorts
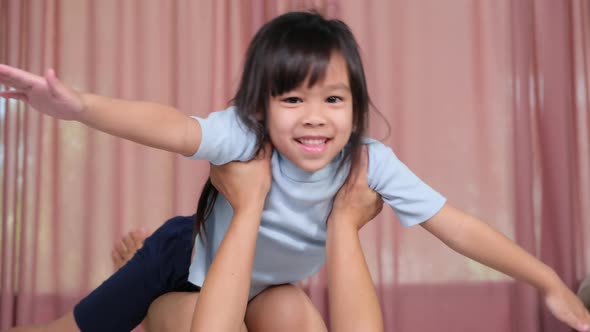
[73,215,200,332]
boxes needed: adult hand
[210,143,272,213]
[0,64,85,120]
[329,146,383,230]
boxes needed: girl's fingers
[0,64,40,89]
[45,68,68,98]
[574,301,590,331]
[578,310,590,331]
[547,292,590,331]
[0,76,33,90]
[570,307,590,331]
[0,91,28,101]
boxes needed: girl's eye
[282,97,302,104]
[326,96,343,103]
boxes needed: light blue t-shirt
[188,106,446,298]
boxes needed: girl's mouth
[295,137,330,153]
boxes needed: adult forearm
[326,222,384,332]
[80,94,200,156]
[191,208,262,332]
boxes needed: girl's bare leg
[145,284,326,332]
[246,284,327,332]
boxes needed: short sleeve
[187,106,258,165]
[365,138,446,227]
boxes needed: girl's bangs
[268,31,339,97]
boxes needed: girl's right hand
[0,64,85,121]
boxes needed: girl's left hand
[544,281,590,331]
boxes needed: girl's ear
[255,110,265,121]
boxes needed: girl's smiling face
[267,52,354,172]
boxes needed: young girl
[1,10,589,331]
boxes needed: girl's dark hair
[193,11,371,242]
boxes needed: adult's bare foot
[111,228,149,270]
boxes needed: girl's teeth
[300,139,325,145]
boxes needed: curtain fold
[509,0,542,329]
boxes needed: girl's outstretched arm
[190,144,272,332]
[421,204,590,331]
[0,64,201,156]
[326,147,385,332]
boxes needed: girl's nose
[303,117,326,127]
[302,105,326,127]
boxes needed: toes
[112,249,124,270]
[130,228,148,250]
[123,233,136,254]
[112,228,148,271]
[115,241,128,257]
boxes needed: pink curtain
[1,0,588,331]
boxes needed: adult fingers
[345,145,369,190]
[255,142,273,160]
